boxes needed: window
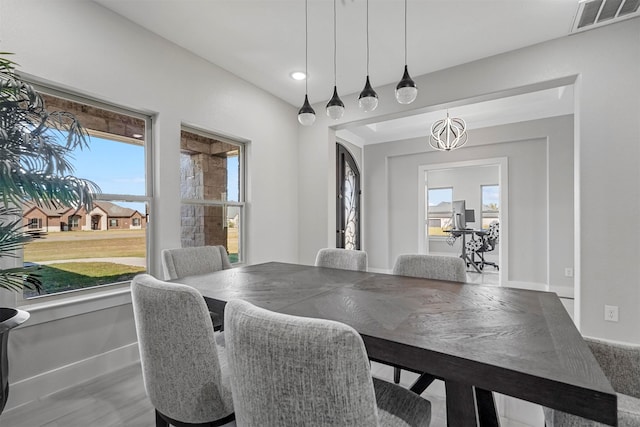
[28,218,42,229]
[180,127,244,263]
[427,187,453,236]
[22,88,151,299]
[68,215,80,229]
[132,217,141,227]
[481,185,500,229]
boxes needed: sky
[428,185,499,207]
[62,135,239,214]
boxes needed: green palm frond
[0,206,43,293]
[0,267,42,293]
[0,52,100,292]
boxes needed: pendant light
[358,0,378,112]
[429,111,468,151]
[395,0,418,104]
[297,0,315,126]
[326,0,345,120]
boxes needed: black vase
[0,308,29,415]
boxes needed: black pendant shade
[397,65,416,89]
[298,94,316,126]
[358,75,378,112]
[395,65,418,104]
[326,86,345,119]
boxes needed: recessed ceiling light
[290,71,306,81]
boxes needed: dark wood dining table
[173,261,617,426]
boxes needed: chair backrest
[161,245,232,280]
[586,337,640,399]
[484,222,500,250]
[392,254,467,282]
[314,248,368,272]
[131,274,233,423]
[224,299,381,426]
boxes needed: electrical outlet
[604,305,618,322]
[564,268,573,277]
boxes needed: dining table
[173,261,617,427]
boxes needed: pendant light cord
[404,0,408,65]
[333,0,337,86]
[366,0,370,75]
[305,0,309,94]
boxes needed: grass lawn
[22,229,239,298]
[24,235,146,262]
[24,262,146,298]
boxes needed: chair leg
[155,410,170,427]
[394,367,401,384]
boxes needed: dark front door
[336,143,361,250]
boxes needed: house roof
[23,200,142,218]
[22,201,71,217]
[93,201,141,218]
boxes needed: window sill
[428,236,452,241]
[17,284,132,328]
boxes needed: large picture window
[481,184,500,228]
[180,128,244,263]
[22,88,151,299]
[427,187,453,236]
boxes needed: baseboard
[503,280,547,292]
[367,267,391,274]
[4,341,140,412]
[548,285,574,299]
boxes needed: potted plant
[0,53,99,414]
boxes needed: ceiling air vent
[572,0,640,32]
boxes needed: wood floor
[0,359,542,427]
[0,363,155,427]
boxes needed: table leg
[409,373,437,394]
[476,388,500,427]
[445,380,477,427]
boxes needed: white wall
[0,0,298,409]
[298,18,640,343]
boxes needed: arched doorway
[336,143,361,250]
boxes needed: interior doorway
[419,158,508,285]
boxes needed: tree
[0,53,99,292]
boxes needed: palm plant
[0,53,100,292]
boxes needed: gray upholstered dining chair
[392,254,467,282]
[161,245,232,280]
[161,245,232,331]
[224,299,432,427]
[131,274,235,427]
[314,247,368,271]
[391,254,467,385]
[544,337,640,426]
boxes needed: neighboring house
[22,201,146,232]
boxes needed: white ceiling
[93,0,581,144]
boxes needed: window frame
[28,218,42,229]
[16,80,154,305]
[179,125,246,264]
[426,186,454,238]
[481,184,500,229]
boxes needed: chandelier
[429,112,468,151]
